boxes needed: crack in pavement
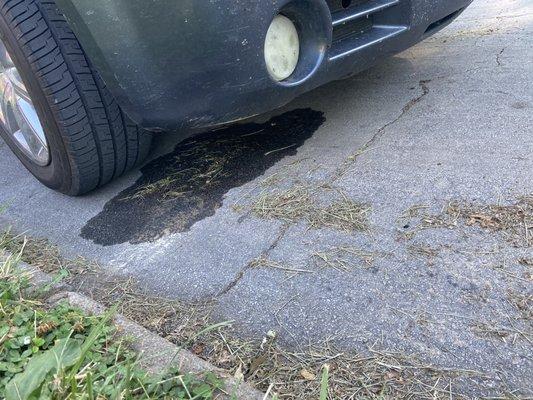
[496,47,505,66]
[214,80,432,298]
[214,223,291,299]
[211,79,432,299]
[329,79,431,183]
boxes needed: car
[0,0,472,195]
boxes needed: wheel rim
[0,39,49,166]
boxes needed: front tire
[0,0,152,195]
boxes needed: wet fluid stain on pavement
[81,108,325,246]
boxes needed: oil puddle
[81,109,325,246]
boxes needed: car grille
[332,14,373,42]
[326,0,408,60]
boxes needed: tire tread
[1,0,152,194]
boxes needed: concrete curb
[2,251,265,400]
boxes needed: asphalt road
[1,0,532,396]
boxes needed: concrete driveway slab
[1,0,532,396]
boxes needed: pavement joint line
[214,223,291,299]
[1,250,266,400]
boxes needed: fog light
[264,15,299,81]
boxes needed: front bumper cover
[56,0,472,132]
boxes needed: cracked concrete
[216,224,291,299]
[328,78,432,183]
[1,0,532,397]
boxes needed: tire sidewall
[0,10,77,194]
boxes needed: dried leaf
[300,368,317,381]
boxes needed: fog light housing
[264,15,300,81]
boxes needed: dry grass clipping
[471,321,531,345]
[251,186,314,223]
[238,339,493,399]
[399,204,430,220]
[407,243,439,259]
[252,186,370,233]
[121,140,239,201]
[309,199,370,232]
[313,247,374,272]
[507,290,533,323]
[518,257,533,267]
[0,229,98,275]
[401,196,533,247]
[447,195,533,247]
[470,290,532,344]
[249,256,314,276]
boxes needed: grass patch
[0,230,224,357]
[0,252,222,399]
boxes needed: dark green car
[0,0,471,194]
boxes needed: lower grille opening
[327,0,406,60]
[333,16,373,42]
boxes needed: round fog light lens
[264,15,300,81]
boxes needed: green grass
[319,364,329,400]
[0,252,222,400]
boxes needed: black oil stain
[81,108,325,246]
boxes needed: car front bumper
[56,0,472,132]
